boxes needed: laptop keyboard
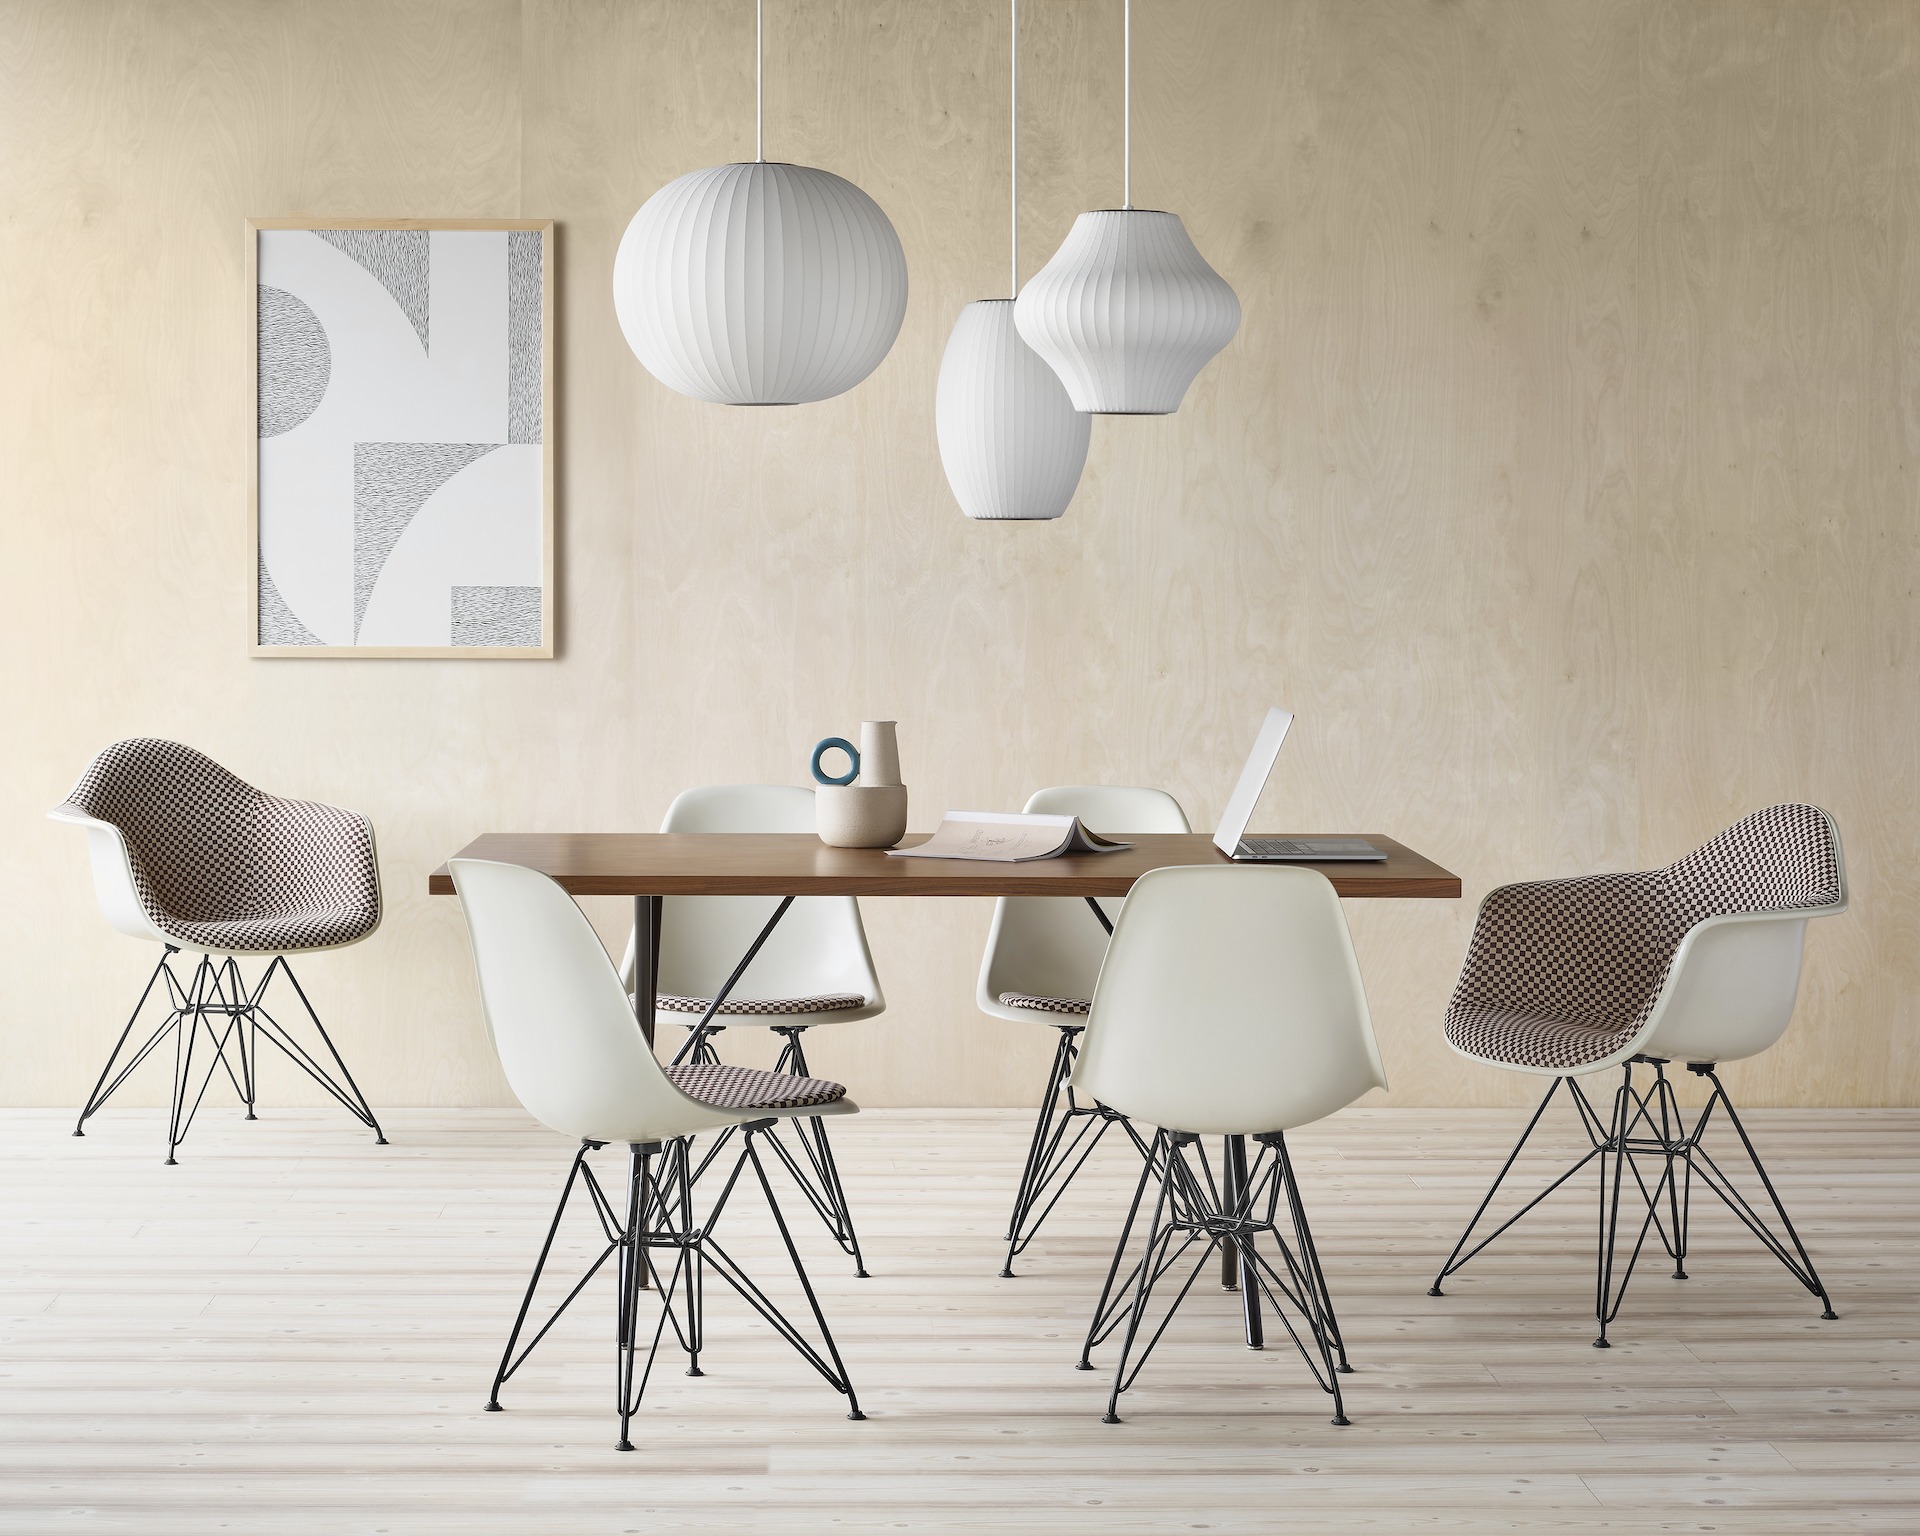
[1239,838,1312,857]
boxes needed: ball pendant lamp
[613,0,908,406]
[1014,0,1240,415]
[936,0,1090,521]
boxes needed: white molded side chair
[1429,804,1849,1346]
[976,786,1190,1276]
[451,857,865,1452]
[1071,865,1387,1426]
[619,784,884,1275]
[48,738,385,1162]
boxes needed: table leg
[631,896,661,1294]
[633,895,661,1048]
[1222,1134,1263,1347]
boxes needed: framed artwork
[248,217,554,658]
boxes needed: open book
[888,811,1132,863]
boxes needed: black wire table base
[671,1023,870,1277]
[1428,1055,1838,1345]
[72,947,385,1163]
[1078,1128,1353,1427]
[484,1126,864,1452]
[999,1022,1154,1278]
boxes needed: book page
[889,813,1071,862]
[889,811,1132,861]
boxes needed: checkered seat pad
[665,1062,848,1111]
[999,992,1091,1015]
[1444,804,1842,1071]
[56,739,381,954]
[656,992,866,1017]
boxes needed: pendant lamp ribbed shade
[1013,209,1239,416]
[613,161,909,406]
[937,300,1091,521]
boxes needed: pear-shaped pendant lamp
[1014,0,1239,415]
[613,0,909,406]
[936,0,1091,521]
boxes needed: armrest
[261,795,383,921]
[1637,907,1816,1064]
[1450,871,1684,1034]
[47,804,169,943]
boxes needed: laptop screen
[1212,707,1295,856]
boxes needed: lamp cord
[1123,0,1132,209]
[756,0,765,162]
[1010,0,1019,296]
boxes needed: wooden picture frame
[248,217,556,659]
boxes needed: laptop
[1212,708,1387,862]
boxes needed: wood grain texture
[1,0,1914,1108]
[0,1107,1914,1531]
[425,831,1462,897]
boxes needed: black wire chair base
[672,1023,869,1277]
[1079,1128,1353,1427]
[72,947,385,1163]
[999,1023,1154,1278]
[485,1126,864,1452]
[1428,1056,1838,1345]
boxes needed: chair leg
[73,949,183,1137]
[768,1028,868,1277]
[615,1143,651,1452]
[488,1141,603,1411]
[1091,1132,1352,1426]
[1593,1067,1633,1347]
[247,955,387,1144]
[1001,1024,1136,1277]
[742,1126,864,1419]
[1006,1027,1076,1244]
[1078,1128,1168,1370]
[1429,1075,1598,1295]
[1274,1134,1351,1374]
[165,957,252,1165]
[1102,1137,1182,1424]
[1274,1141,1351,1425]
[1685,1065,1838,1320]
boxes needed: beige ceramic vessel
[815,783,909,849]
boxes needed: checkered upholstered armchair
[1429,804,1848,1346]
[50,739,386,1161]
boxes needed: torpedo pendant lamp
[612,0,909,406]
[1014,0,1240,415]
[935,0,1091,522]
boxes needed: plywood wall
[1,0,1913,1110]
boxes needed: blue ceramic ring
[810,737,860,786]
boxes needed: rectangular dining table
[429,829,1461,1336]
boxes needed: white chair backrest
[451,858,731,1145]
[633,785,881,1008]
[1072,865,1387,1136]
[1638,806,1848,1065]
[976,786,1190,1013]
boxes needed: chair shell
[452,857,856,1146]
[976,786,1191,1020]
[620,785,882,1024]
[1445,804,1847,1077]
[1073,864,1387,1137]
[48,738,381,957]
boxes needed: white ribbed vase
[1014,209,1240,415]
[613,161,909,406]
[936,300,1091,522]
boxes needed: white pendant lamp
[613,0,908,406]
[936,0,1090,521]
[1014,0,1240,415]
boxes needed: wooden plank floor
[0,1105,1914,1533]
